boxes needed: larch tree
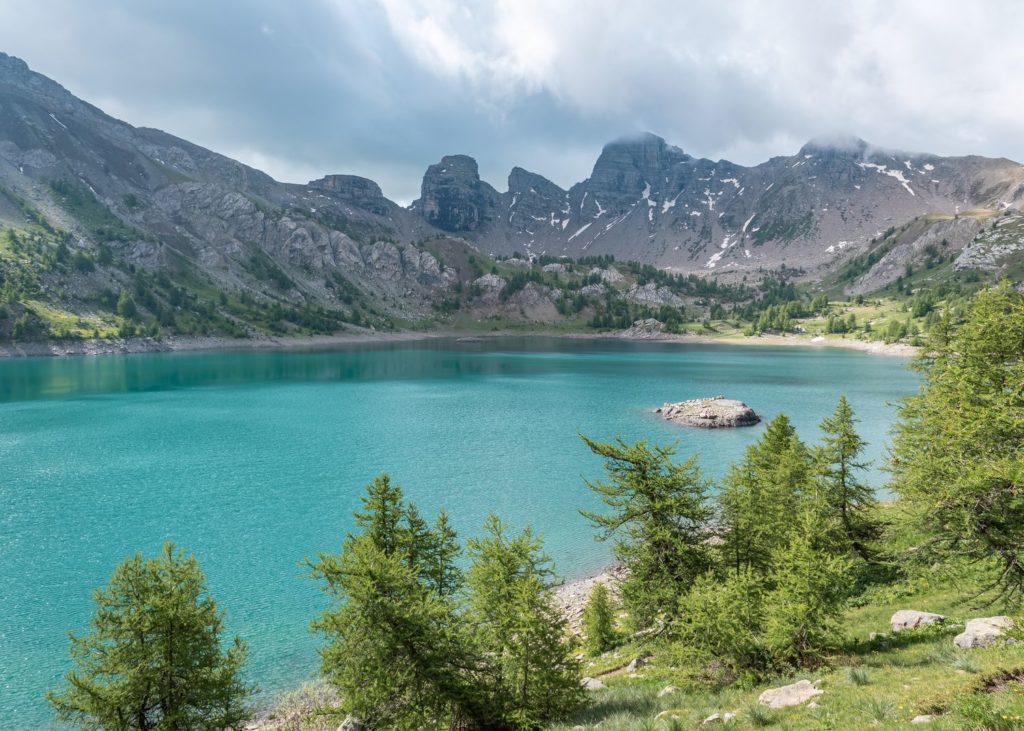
[580,436,714,629]
[891,281,1024,600]
[47,542,253,731]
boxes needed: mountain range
[1,50,1022,342]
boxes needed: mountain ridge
[1,50,1023,344]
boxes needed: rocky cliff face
[414,155,500,232]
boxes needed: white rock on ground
[581,677,605,691]
[758,679,823,708]
[954,616,1014,648]
[625,656,648,672]
[657,685,680,698]
[911,715,936,724]
[890,610,945,632]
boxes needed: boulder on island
[656,396,760,428]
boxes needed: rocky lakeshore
[656,396,761,428]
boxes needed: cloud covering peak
[1,0,1022,202]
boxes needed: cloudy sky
[0,0,1021,202]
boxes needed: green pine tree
[465,516,585,728]
[719,414,812,576]
[47,542,253,731]
[891,282,1024,599]
[815,395,880,559]
[762,509,852,666]
[582,583,616,656]
[580,436,714,628]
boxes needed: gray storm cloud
[0,0,1021,203]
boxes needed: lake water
[0,337,918,728]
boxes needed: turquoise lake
[0,337,919,728]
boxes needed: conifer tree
[718,415,812,575]
[48,543,252,731]
[312,477,583,730]
[582,583,616,655]
[762,510,852,666]
[465,516,584,727]
[815,395,880,559]
[581,436,714,628]
[892,282,1024,599]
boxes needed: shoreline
[0,328,918,360]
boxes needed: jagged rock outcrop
[414,154,500,232]
[656,396,760,428]
[415,129,1024,279]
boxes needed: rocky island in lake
[656,396,761,428]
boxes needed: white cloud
[1,0,1023,203]
[373,0,1024,164]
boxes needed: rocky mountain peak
[798,135,870,159]
[308,174,390,215]
[587,132,691,206]
[414,154,500,232]
[507,167,565,198]
[0,52,30,76]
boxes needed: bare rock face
[414,154,500,232]
[758,680,822,709]
[656,396,760,428]
[891,610,946,633]
[308,174,391,216]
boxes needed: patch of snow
[854,184,861,189]
[706,249,725,268]
[49,113,68,130]
[742,213,756,233]
[721,177,740,188]
[765,182,775,191]
[924,163,935,171]
[567,223,593,241]
[690,211,702,217]
[744,249,751,258]
[562,219,569,230]
[804,154,813,159]
[858,162,915,196]
[593,199,606,218]
[579,191,588,214]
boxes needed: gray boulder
[890,610,945,633]
[758,680,822,708]
[954,616,1014,648]
[581,676,605,691]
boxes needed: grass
[546,575,1024,730]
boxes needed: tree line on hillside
[46,282,1024,730]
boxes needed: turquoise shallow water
[0,337,918,728]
